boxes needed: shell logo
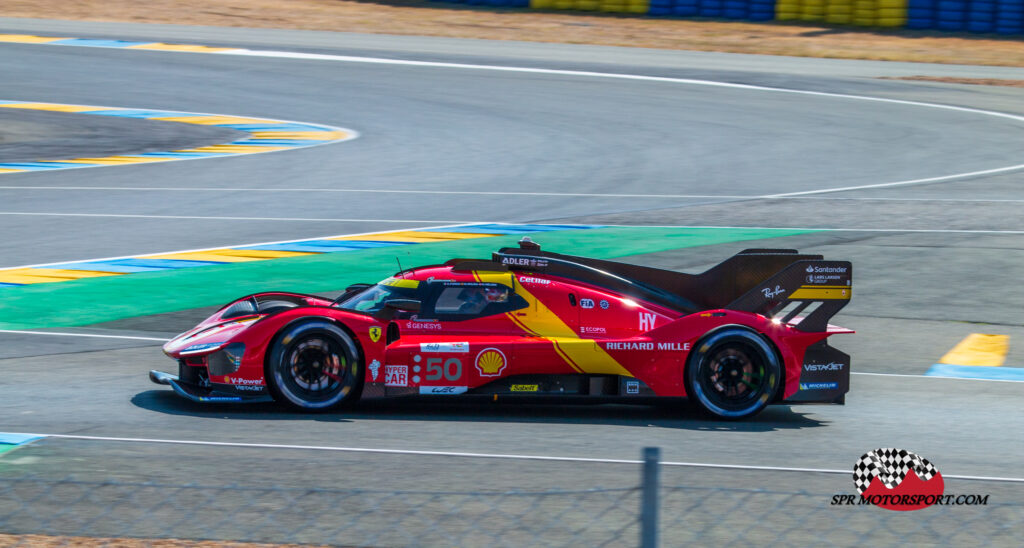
[475,348,507,377]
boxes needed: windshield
[335,277,420,314]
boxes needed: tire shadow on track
[131,390,826,432]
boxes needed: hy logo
[639,312,657,331]
[853,448,944,511]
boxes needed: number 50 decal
[426,357,462,381]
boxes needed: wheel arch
[263,315,366,410]
[684,323,783,419]
[264,315,366,375]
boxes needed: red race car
[152,238,852,419]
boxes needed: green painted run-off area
[0,227,817,330]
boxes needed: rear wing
[725,255,852,332]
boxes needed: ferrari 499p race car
[152,238,852,419]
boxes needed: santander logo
[853,448,944,511]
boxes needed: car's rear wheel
[685,327,780,420]
[267,321,362,412]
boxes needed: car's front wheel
[267,320,362,412]
[685,327,781,420]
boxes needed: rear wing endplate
[727,259,852,332]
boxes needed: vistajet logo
[804,362,844,372]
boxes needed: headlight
[181,342,226,355]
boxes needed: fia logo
[639,312,657,331]
[580,298,595,309]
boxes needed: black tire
[685,327,781,420]
[266,320,362,412]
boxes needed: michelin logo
[800,382,839,390]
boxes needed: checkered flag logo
[852,448,939,494]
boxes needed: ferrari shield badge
[369,326,382,343]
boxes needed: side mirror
[373,298,421,321]
[332,283,373,305]
[385,299,421,313]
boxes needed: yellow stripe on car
[789,285,852,300]
[475,271,633,377]
[381,277,420,288]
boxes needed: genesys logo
[832,448,989,511]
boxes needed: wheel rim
[281,335,349,403]
[697,343,770,413]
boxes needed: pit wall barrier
[431,0,1024,34]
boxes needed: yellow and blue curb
[0,432,45,457]
[0,224,602,288]
[0,100,356,174]
[0,34,246,52]
[925,333,1024,381]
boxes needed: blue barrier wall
[430,0,1023,35]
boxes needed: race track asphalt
[0,17,1022,528]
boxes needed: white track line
[15,433,1019,483]
[212,48,1024,197]
[0,330,167,342]
[0,212,475,223]
[12,42,1024,197]
[6,186,1024,204]
[0,186,747,199]
[766,164,1024,198]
